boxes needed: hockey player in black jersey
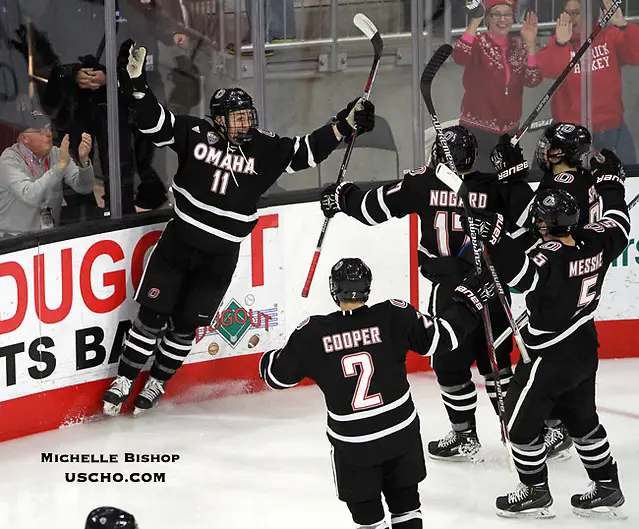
[468,150,629,519]
[321,126,533,461]
[102,40,375,416]
[535,122,600,224]
[260,257,496,529]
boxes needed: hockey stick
[435,164,531,364]
[511,0,624,146]
[421,46,513,461]
[301,13,383,298]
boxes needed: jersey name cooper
[322,326,382,353]
[192,143,256,175]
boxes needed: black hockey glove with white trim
[320,181,359,218]
[590,149,626,190]
[453,272,495,317]
[334,98,375,142]
[117,39,149,100]
[465,0,485,19]
[490,134,530,183]
[460,210,505,247]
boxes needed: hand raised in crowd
[76,68,106,90]
[521,11,539,51]
[555,12,573,45]
[465,0,485,21]
[57,134,71,171]
[603,0,627,27]
[173,33,189,46]
[78,133,92,167]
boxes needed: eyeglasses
[489,12,515,20]
[565,9,580,16]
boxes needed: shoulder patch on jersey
[255,128,276,138]
[207,131,219,145]
[406,166,427,176]
[539,241,562,252]
[554,172,575,184]
[531,252,549,267]
[296,317,311,330]
[389,299,409,309]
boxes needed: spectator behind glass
[538,0,639,164]
[226,0,296,56]
[0,106,94,237]
[453,0,542,171]
[10,0,181,216]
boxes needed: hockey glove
[461,210,505,247]
[465,0,485,19]
[334,98,375,142]
[590,149,626,190]
[320,181,358,218]
[490,134,530,183]
[117,39,149,100]
[453,272,495,317]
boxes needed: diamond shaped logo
[215,299,252,348]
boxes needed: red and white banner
[1,182,638,442]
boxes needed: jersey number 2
[341,352,383,411]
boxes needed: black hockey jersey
[130,90,341,252]
[259,299,480,465]
[538,168,600,225]
[340,166,533,284]
[489,180,630,351]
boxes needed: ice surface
[0,359,637,528]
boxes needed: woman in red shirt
[453,0,542,171]
[538,0,639,164]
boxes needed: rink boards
[1,181,638,442]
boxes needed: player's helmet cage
[430,125,478,173]
[535,122,592,170]
[530,188,580,237]
[85,506,138,529]
[329,258,373,306]
[209,87,258,144]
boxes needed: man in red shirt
[453,0,542,171]
[538,0,639,164]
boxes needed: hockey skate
[496,482,554,518]
[544,422,573,461]
[103,376,134,416]
[427,428,482,462]
[133,376,166,416]
[571,465,627,519]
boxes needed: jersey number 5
[342,352,383,411]
[578,274,599,307]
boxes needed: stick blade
[354,13,383,54]
[435,163,463,193]
[421,44,453,88]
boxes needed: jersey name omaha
[322,327,382,353]
[429,190,487,209]
[193,143,256,174]
[569,251,603,278]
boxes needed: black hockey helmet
[530,188,580,237]
[535,122,592,170]
[329,258,372,306]
[209,87,258,144]
[85,507,137,529]
[430,125,478,173]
